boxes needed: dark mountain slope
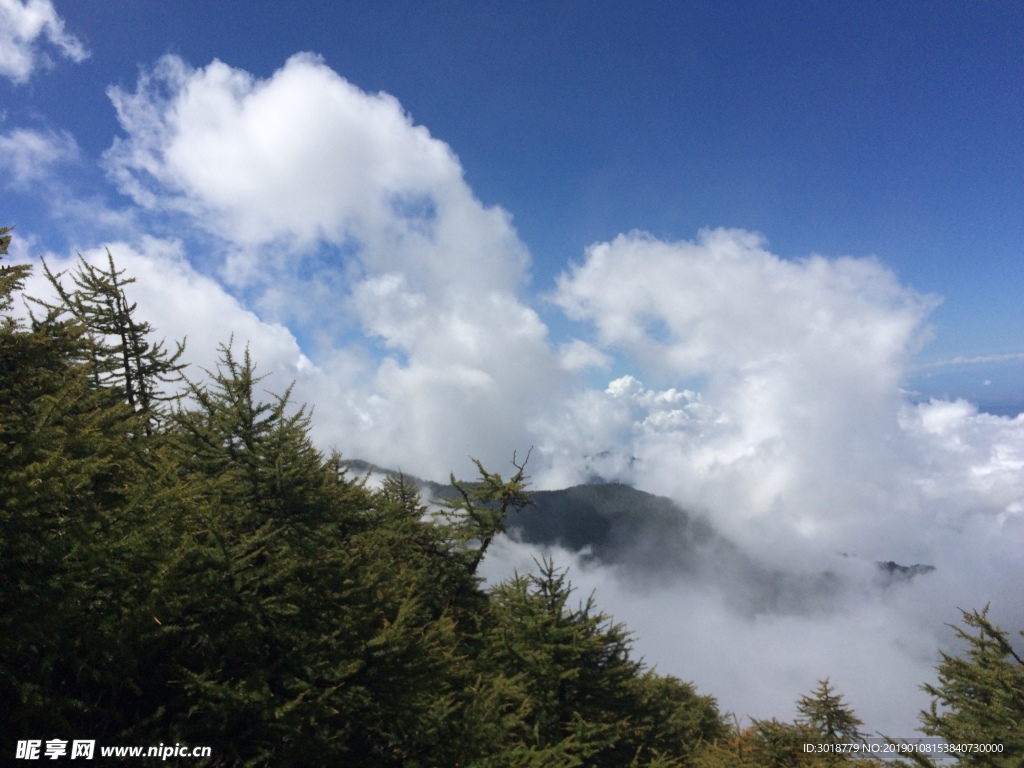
[345,461,934,616]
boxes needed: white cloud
[555,229,936,379]
[104,53,528,295]
[0,127,77,185]
[547,229,948,559]
[0,0,87,84]
[915,351,1024,369]
[102,54,561,479]
[307,284,560,480]
[557,338,612,372]
[511,228,1023,734]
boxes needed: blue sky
[4,1,1022,405]
[3,1,1023,733]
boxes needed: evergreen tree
[441,452,532,576]
[695,693,881,768]
[630,671,729,765]
[794,678,874,766]
[0,226,29,316]
[156,343,474,765]
[746,717,817,768]
[370,471,485,622]
[35,251,186,434]
[893,607,1023,767]
[478,559,725,767]
[797,679,866,746]
[1,231,178,743]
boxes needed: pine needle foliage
[478,559,726,767]
[796,679,866,747]
[34,251,186,434]
[441,451,533,576]
[0,226,30,317]
[1,232,178,744]
[891,607,1024,768]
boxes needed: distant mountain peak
[876,560,937,583]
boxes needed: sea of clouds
[7,49,1022,736]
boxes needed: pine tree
[441,451,532,576]
[35,251,186,434]
[1,231,179,743]
[746,717,818,767]
[797,679,865,746]
[153,342,360,761]
[629,671,729,765]
[696,685,881,768]
[156,342,475,765]
[0,226,30,316]
[894,607,1024,768]
[478,559,725,767]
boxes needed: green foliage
[694,687,881,768]
[892,607,1024,768]
[1,225,30,316]
[749,717,818,767]
[792,678,872,766]
[35,251,186,432]
[156,343,465,764]
[925,608,1024,758]
[477,559,726,767]
[797,679,865,746]
[1,232,177,743]
[442,451,532,575]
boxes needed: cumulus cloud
[103,54,529,294]
[0,127,78,185]
[101,54,561,479]
[546,230,946,558]
[0,0,87,84]
[554,228,936,378]
[537,228,1021,613]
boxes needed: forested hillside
[2,229,1020,766]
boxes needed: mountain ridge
[343,459,935,615]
